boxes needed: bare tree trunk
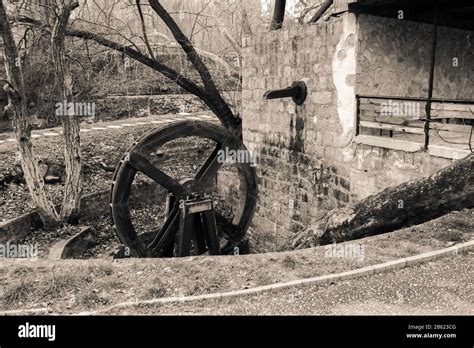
[0,0,60,228]
[270,0,286,30]
[290,153,474,249]
[51,1,82,223]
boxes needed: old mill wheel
[110,120,258,257]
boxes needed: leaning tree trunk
[51,1,82,223]
[148,0,240,133]
[290,153,474,249]
[0,0,60,228]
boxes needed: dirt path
[1,209,472,314]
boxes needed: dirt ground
[0,208,472,314]
[129,253,473,315]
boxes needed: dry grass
[87,264,114,277]
[145,287,167,299]
[2,282,32,308]
[80,290,111,309]
[282,255,297,269]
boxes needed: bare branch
[148,0,238,130]
[15,15,206,100]
[136,0,155,59]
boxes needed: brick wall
[240,13,471,253]
[242,16,353,252]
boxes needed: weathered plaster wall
[333,13,357,140]
[357,14,474,100]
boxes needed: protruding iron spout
[263,80,307,105]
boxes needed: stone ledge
[0,190,109,244]
[48,226,95,260]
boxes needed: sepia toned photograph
[0,0,472,345]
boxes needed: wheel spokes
[128,148,186,197]
[194,138,232,188]
[195,142,222,180]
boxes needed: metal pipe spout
[263,80,307,105]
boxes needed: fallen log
[290,153,474,249]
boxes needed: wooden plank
[428,145,471,160]
[430,131,471,146]
[359,98,474,120]
[186,199,212,214]
[359,104,382,111]
[391,133,424,143]
[360,98,391,105]
[193,213,207,255]
[355,135,424,152]
[360,108,428,118]
[361,113,428,127]
[176,207,193,257]
[360,99,474,111]
[359,110,379,118]
[431,109,474,120]
[430,122,473,134]
[360,119,472,141]
[202,211,220,256]
[360,121,425,134]
[360,113,421,125]
[164,193,175,222]
[360,106,425,118]
[432,103,474,112]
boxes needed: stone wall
[357,14,474,100]
[0,94,211,132]
[95,94,208,122]
[240,13,470,253]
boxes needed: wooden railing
[355,95,474,158]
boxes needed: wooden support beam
[176,206,193,257]
[355,135,424,152]
[202,211,220,255]
[360,121,425,134]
